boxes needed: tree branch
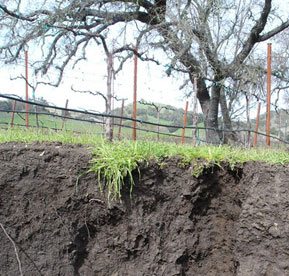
[99,0,154,11]
[71,86,108,105]
[231,0,272,67]
[0,4,35,22]
[259,19,289,42]
[139,99,175,112]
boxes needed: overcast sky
[1,42,189,113]
[0,0,287,115]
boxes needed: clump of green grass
[88,140,175,200]
[88,141,289,200]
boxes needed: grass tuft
[88,140,174,200]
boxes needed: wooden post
[10,100,17,128]
[285,120,288,141]
[132,45,138,141]
[32,90,39,128]
[102,117,105,136]
[25,50,29,128]
[105,53,113,141]
[266,43,272,147]
[157,110,160,141]
[181,101,189,145]
[111,57,115,140]
[278,109,282,142]
[192,77,198,146]
[245,93,251,148]
[253,102,261,147]
[61,99,69,130]
[118,99,125,139]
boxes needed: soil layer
[0,142,289,276]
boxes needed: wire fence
[0,94,288,146]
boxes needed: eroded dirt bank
[0,142,289,276]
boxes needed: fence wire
[0,94,288,145]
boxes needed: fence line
[0,94,288,145]
[0,110,193,140]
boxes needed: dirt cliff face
[0,142,288,276]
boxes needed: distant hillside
[251,109,289,139]
[113,102,203,133]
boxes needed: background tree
[1,0,289,143]
[0,100,13,112]
[138,99,175,140]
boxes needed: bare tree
[138,99,174,140]
[71,85,126,140]
[1,0,289,143]
[99,36,114,141]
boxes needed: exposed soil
[0,142,289,276]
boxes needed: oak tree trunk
[219,88,239,144]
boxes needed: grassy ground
[1,126,288,200]
[0,126,103,145]
[88,139,289,199]
[0,112,184,142]
[0,112,104,133]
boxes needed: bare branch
[138,99,175,112]
[259,19,289,42]
[0,4,35,22]
[114,53,133,75]
[71,86,108,104]
[10,74,39,92]
[231,0,272,68]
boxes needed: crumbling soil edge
[0,142,289,276]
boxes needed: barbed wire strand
[0,94,288,144]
